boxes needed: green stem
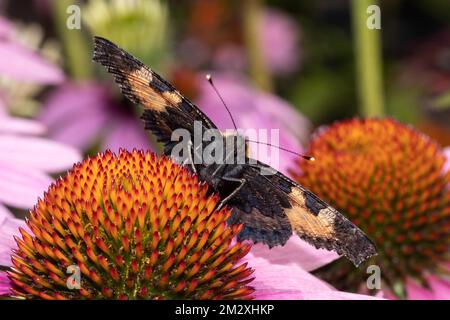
[53,0,91,80]
[243,0,273,92]
[351,0,384,117]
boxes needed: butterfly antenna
[206,74,238,131]
[246,139,316,161]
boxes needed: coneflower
[7,150,254,299]
[291,118,450,298]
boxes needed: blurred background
[1,0,450,155]
[1,0,450,299]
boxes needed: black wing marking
[92,36,217,154]
[229,161,377,266]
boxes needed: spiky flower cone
[8,150,254,299]
[291,118,450,296]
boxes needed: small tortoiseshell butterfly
[93,36,377,266]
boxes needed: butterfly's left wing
[228,161,377,266]
[93,36,217,155]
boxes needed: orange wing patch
[162,91,182,106]
[93,36,180,113]
[284,187,336,240]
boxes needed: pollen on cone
[8,150,254,299]
[291,118,450,296]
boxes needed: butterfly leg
[211,150,235,177]
[216,176,246,210]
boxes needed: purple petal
[425,275,450,300]
[405,278,435,300]
[250,236,338,272]
[0,135,81,173]
[0,204,13,219]
[0,116,46,135]
[101,117,151,153]
[246,254,380,300]
[0,213,26,296]
[298,291,383,300]
[40,83,111,149]
[0,213,26,266]
[0,271,11,296]
[40,83,109,123]
[246,254,330,299]
[0,160,52,209]
[0,41,64,84]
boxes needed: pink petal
[0,41,64,84]
[299,291,382,300]
[250,236,338,272]
[40,83,111,149]
[406,278,435,300]
[0,213,26,296]
[425,274,450,300]
[0,160,52,209]
[247,255,330,299]
[0,213,26,266]
[0,204,13,219]
[49,111,108,150]
[245,253,380,300]
[0,271,11,296]
[40,83,109,123]
[0,135,81,173]
[0,116,46,135]
[101,117,151,153]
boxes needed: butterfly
[93,36,377,266]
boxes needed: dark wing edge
[234,163,377,267]
[92,36,217,154]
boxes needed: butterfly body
[93,36,377,266]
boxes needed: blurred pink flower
[0,16,80,211]
[0,17,63,84]
[195,73,310,175]
[262,9,301,76]
[0,112,81,210]
[212,9,301,76]
[39,82,151,153]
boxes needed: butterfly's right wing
[228,161,377,266]
[93,36,217,155]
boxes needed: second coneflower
[7,150,254,299]
[291,118,450,299]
